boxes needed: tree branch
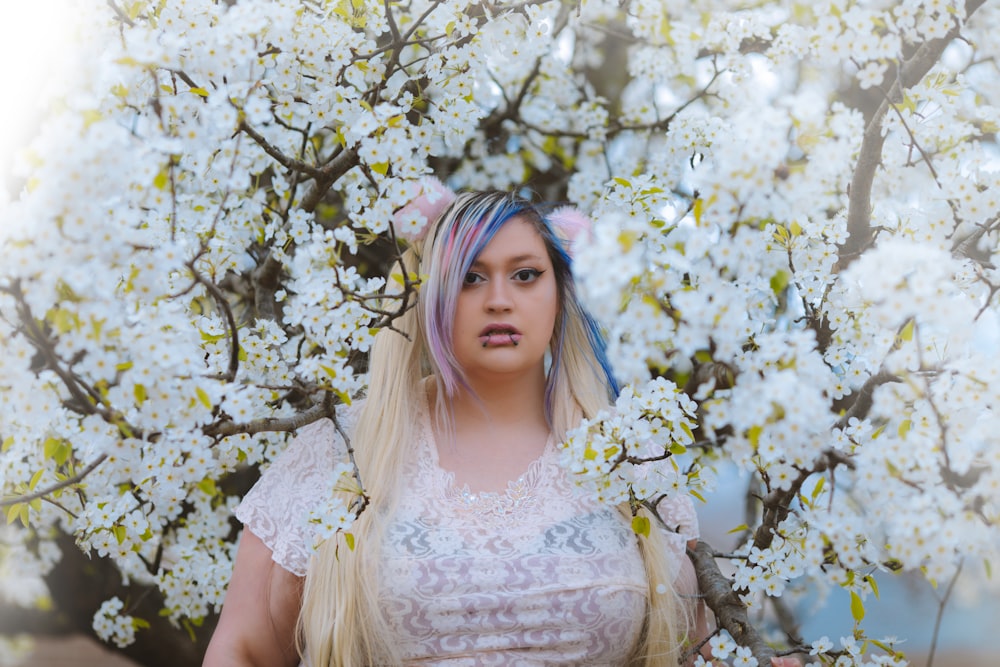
[837,0,987,271]
[239,120,324,179]
[203,402,331,438]
[688,540,777,665]
[835,368,900,429]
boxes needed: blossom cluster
[304,461,360,549]
[0,0,997,660]
[559,378,702,506]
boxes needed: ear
[392,176,456,242]
[547,206,592,255]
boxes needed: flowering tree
[1,0,998,665]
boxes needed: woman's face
[451,216,558,385]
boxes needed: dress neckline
[416,384,553,504]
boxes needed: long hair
[298,190,686,666]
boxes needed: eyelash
[463,268,543,285]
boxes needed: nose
[485,278,513,312]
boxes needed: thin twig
[926,560,963,667]
[0,455,108,508]
[239,120,324,178]
[188,261,240,382]
[328,395,369,516]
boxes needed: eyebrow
[470,253,546,268]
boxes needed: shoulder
[234,400,363,575]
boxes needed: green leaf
[669,442,687,455]
[197,478,217,495]
[811,476,825,500]
[850,590,865,622]
[344,532,356,550]
[897,318,915,343]
[897,419,911,438]
[680,422,695,442]
[43,437,60,459]
[182,617,198,643]
[770,270,790,295]
[868,638,891,653]
[728,523,750,534]
[28,469,44,491]
[865,574,880,599]
[5,503,23,525]
[188,86,209,97]
[631,515,651,537]
[195,387,213,410]
[692,198,705,225]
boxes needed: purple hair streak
[418,191,619,423]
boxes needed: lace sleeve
[656,493,699,542]
[234,412,355,576]
[653,493,701,593]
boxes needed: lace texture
[235,408,360,576]
[236,398,700,666]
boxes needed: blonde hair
[298,192,688,666]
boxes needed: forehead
[472,216,549,264]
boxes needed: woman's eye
[463,272,484,285]
[513,268,541,282]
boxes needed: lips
[478,323,523,347]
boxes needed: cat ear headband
[391,177,592,255]
[392,176,456,243]
[546,205,592,252]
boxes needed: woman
[204,189,705,666]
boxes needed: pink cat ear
[392,176,457,242]
[547,206,592,253]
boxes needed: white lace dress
[236,401,700,666]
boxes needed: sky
[701,465,1000,658]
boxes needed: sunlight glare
[0,2,77,184]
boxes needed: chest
[374,442,649,665]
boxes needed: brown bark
[0,533,217,667]
[837,0,988,272]
[688,540,777,664]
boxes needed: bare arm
[203,529,303,667]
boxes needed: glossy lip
[478,323,523,347]
[478,323,522,336]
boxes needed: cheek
[542,284,559,329]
